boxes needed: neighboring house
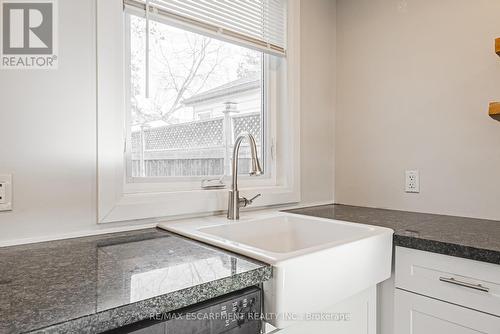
[182,75,261,121]
[131,75,262,178]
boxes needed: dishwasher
[106,287,262,334]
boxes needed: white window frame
[122,10,276,188]
[96,0,300,223]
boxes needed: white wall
[0,0,336,245]
[299,0,336,205]
[336,0,500,220]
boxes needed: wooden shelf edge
[489,102,500,121]
[496,38,500,57]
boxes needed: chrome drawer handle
[439,276,490,293]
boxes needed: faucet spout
[227,133,263,220]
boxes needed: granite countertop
[0,228,272,334]
[285,204,500,265]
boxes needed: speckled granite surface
[0,228,272,334]
[285,204,500,265]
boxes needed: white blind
[124,0,287,56]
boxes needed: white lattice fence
[232,113,261,144]
[131,113,261,177]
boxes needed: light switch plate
[0,174,12,211]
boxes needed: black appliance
[106,287,262,334]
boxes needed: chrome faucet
[227,133,263,220]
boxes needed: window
[125,13,266,178]
[96,0,299,223]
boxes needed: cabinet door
[395,246,500,317]
[394,289,500,334]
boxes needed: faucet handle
[248,194,261,203]
[240,194,261,208]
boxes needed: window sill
[100,184,300,223]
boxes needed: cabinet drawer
[394,289,500,334]
[395,246,500,316]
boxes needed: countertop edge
[394,235,500,265]
[28,266,272,334]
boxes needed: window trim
[123,11,275,188]
[96,0,300,223]
[123,14,276,189]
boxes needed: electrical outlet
[0,174,12,211]
[0,183,5,204]
[405,170,419,193]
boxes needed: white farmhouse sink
[158,212,393,329]
[196,214,385,263]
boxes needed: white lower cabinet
[394,246,500,334]
[394,289,500,334]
